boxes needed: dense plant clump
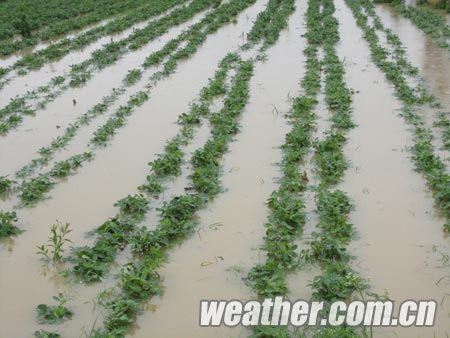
[36,293,72,324]
[246,0,296,49]
[0,175,15,196]
[0,211,21,239]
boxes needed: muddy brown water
[336,1,450,337]
[1,0,450,337]
[0,11,209,176]
[0,1,270,336]
[128,2,306,337]
[375,3,450,158]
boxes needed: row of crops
[0,0,449,336]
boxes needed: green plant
[34,330,61,338]
[0,175,15,196]
[0,210,21,239]
[37,222,72,263]
[18,174,54,205]
[36,293,73,324]
[95,59,255,337]
[345,0,450,231]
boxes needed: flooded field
[0,0,449,337]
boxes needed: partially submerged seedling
[0,210,22,239]
[0,176,15,196]
[34,330,60,338]
[36,293,73,324]
[37,222,72,263]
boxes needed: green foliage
[36,222,72,263]
[0,175,15,196]
[13,13,32,38]
[0,0,185,58]
[123,69,142,86]
[246,0,296,49]
[151,139,184,177]
[345,0,450,231]
[392,0,450,50]
[49,152,93,178]
[0,210,21,239]
[34,330,61,338]
[250,326,291,337]
[36,293,72,324]
[97,59,254,337]
[71,53,241,285]
[311,262,367,301]
[314,133,348,187]
[18,174,54,205]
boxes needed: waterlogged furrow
[92,58,254,338]
[389,0,450,52]
[0,0,187,59]
[88,1,300,335]
[0,0,217,134]
[70,54,239,284]
[8,0,258,207]
[3,1,237,180]
[244,0,321,335]
[345,0,450,232]
[367,2,450,152]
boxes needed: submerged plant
[36,293,73,324]
[34,330,61,338]
[0,176,15,196]
[18,174,54,205]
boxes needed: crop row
[307,0,366,336]
[0,0,164,41]
[246,0,321,336]
[66,0,295,285]
[0,0,186,58]
[71,53,240,284]
[248,0,367,336]
[245,0,296,49]
[65,1,296,334]
[388,0,450,52]
[91,58,254,338]
[0,0,218,134]
[0,0,187,85]
[0,0,259,210]
[346,0,450,233]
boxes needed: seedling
[37,222,72,263]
